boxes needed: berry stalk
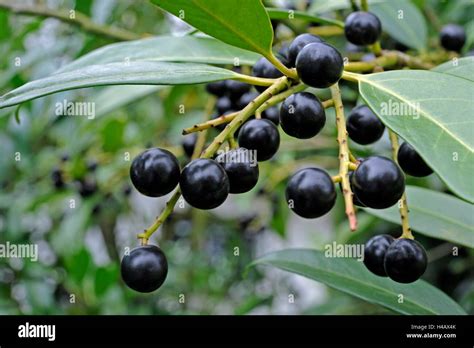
[388,130,414,240]
[330,83,358,231]
[202,77,290,158]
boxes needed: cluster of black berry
[121,7,459,291]
[364,234,427,283]
[51,154,98,198]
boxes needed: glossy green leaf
[357,70,474,203]
[370,0,427,51]
[151,0,273,56]
[364,186,474,248]
[92,85,164,117]
[58,35,260,73]
[252,249,466,315]
[0,62,237,109]
[433,57,474,82]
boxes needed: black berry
[384,238,427,283]
[182,133,197,158]
[225,80,250,101]
[130,148,180,197]
[238,119,280,161]
[262,106,280,126]
[216,148,259,193]
[78,178,97,197]
[86,160,98,172]
[285,168,336,218]
[51,168,64,189]
[180,158,229,209]
[237,91,259,110]
[206,80,227,96]
[295,42,344,88]
[351,156,405,209]
[287,33,324,67]
[121,245,168,293]
[363,234,395,277]
[440,24,466,52]
[397,142,433,177]
[216,96,233,114]
[344,11,382,46]
[346,105,385,145]
[280,92,326,139]
[252,57,284,92]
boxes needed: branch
[0,0,141,41]
[330,83,357,231]
[388,130,414,240]
[344,51,434,73]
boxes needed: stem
[234,73,278,87]
[202,77,290,158]
[228,136,238,149]
[266,53,298,79]
[138,189,182,243]
[191,98,214,158]
[330,83,357,231]
[388,130,413,240]
[369,41,382,56]
[344,51,434,73]
[332,175,342,183]
[182,111,239,135]
[308,25,344,36]
[361,0,369,11]
[348,162,358,171]
[0,0,141,41]
[342,70,362,82]
[255,83,307,118]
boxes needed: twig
[0,0,141,41]
[330,83,357,231]
[388,130,413,240]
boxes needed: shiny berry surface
[238,119,280,161]
[384,238,428,283]
[363,234,394,277]
[352,156,405,209]
[130,148,180,197]
[346,105,385,145]
[216,148,259,194]
[285,168,336,218]
[121,245,168,293]
[398,142,433,177]
[179,159,229,209]
[344,11,382,45]
[287,33,323,67]
[280,92,326,139]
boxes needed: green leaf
[370,0,427,51]
[265,8,344,27]
[151,0,273,56]
[94,265,119,297]
[364,186,474,248]
[57,35,260,74]
[251,249,466,315]
[357,70,474,203]
[0,62,237,109]
[92,85,164,117]
[433,57,474,82]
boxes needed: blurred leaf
[251,249,467,314]
[371,0,427,51]
[65,248,92,284]
[58,35,260,73]
[364,186,474,248]
[309,0,385,13]
[358,70,474,203]
[151,0,274,56]
[433,57,474,82]
[0,62,238,109]
[94,265,119,297]
[101,118,126,152]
